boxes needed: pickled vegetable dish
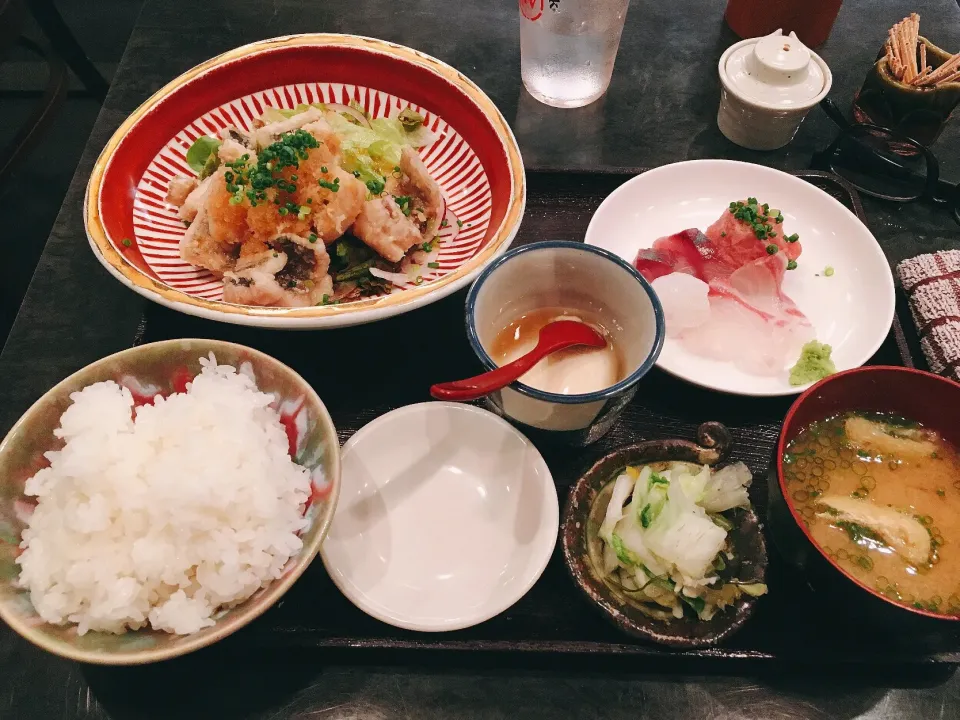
[593,461,767,622]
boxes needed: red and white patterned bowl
[85,35,526,329]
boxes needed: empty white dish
[321,402,559,631]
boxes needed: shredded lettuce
[260,103,327,124]
[348,100,369,119]
[185,136,221,174]
[323,111,438,196]
[325,114,396,194]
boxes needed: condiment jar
[717,30,833,151]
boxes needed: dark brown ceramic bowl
[769,366,960,625]
[561,422,768,649]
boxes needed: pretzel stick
[892,24,903,77]
[898,21,911,81]
[912,65,932,86]
[888,28,902,78]
[925,52,960,84]
[890,55,904,80]
[880,14,960,87]
[903,16,916,82]
[909,14,921,81]
[903,19,915,81]
[911,43,933,86]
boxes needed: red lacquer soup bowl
[769,366,960,629]
[84,34,526,329]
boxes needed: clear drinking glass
[520,0,631,108]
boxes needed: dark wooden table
[3,0,960,717]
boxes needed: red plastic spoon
[430,320,607,402]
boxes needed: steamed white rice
[16,354,312,635]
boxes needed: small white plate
[321,402,559,631]
[585,160,895,397]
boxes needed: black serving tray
[134,169,960,666]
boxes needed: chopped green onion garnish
[394,195,412,216]
[121,238,132,247]
[427,262,440,269]
[728,199,792,242]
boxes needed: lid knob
[753,30,811,77]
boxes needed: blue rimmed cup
[465,241,665,446]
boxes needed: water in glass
[520,0,631,108]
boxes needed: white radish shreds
[16,355,313,635]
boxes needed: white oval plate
[584,160,895,397]
[321,402,559,631]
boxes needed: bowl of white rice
[0,339,340,664]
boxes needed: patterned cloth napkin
[896,249,960,382]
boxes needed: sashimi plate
[585,160,894,396]
[84,34,525,329]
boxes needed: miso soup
[784,412,960,616]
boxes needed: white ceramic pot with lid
[717,29,833,151]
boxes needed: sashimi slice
[636,212,814,376]
[678,296,814,376]
[650,273,710,336]
[634,229,733,282]
[721,253,810,327]
[635,229,809,329]
[706,200,802,264]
